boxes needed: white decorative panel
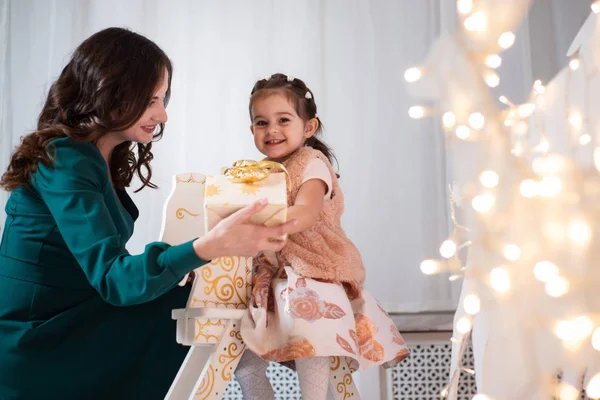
[223,362,301,400]
[390,342,477,400]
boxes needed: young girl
[235,73,409,399]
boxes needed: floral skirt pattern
[239,254,409,370]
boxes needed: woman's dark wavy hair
[0,27,173,192]
[249,73,338,172]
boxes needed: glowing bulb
[463,294,481,315]
[559,383,580,400]
[594,147,600,171]
[586,374,600,399]
[498,32,516,49]
[442,112,456,128]
[468,112,485,130]
[569,112,583,129]
[464,12,487,32]
[485,72,500,88]
[534,80,545,94]
[490,267,510,293]
[545,276,569,297]
[535,138,550,153]
[472,193,495,213]
[409,106,425,119]
[593,1,600,14]
[580,134,592,145]
[532,154,566,175]
[499,96,510,105]
[569,58,580,71]
[420,259,440,275]
[440,240,457,258]
[511,143,523,156]
[520,179,538,198]
[479,170,499,188]
[485,54,502,69]
[457,0,473,14]
[456,316,472,334]
[568,219,592,245]
[513,121,528,135]
[534,261,559,282]
[539,176,562,197]
[404,67,422,83]
[592,328,600,350]
[518,103,536,118]
[456,125,471,140]
[503,244,521,261]
[575,316,595,339]
[544,221,566,242]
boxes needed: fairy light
[498,31,516,49]
[485,71,500,87]
[569,58,581,71]
[539,176,562,197]
[464,12,488,32]
[472,193,495,213]
[503,244,521,261]
[468,112,485,130]
[479,170,499,188]
[456,316,472,334]
[420,259,440,275]
[569,111,583,129]
[440,240,457,258]
[518,103,536,118]
[456,125,471,140]
[409,106,426,119]
[513,121,528,135]
[594,147,600,171]
[532,155,565,176]
[442,111,457,128]
[457,0,473,14]
[559,383,580,400]
[545,276,569,297]
[520,179,538,198]
[485,54,502,69]
[404,67,422,83]
[586,374,600,399]
[579,134,592,145]
[536,137,550,153]
[567,219,592,246]
[534,79,545,94]
[533,261,559,282]
[593,1,600,13]
[463,294,481,315]
[490,267,510,293]
[592,328,600,351]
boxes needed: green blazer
[0,137,207,399]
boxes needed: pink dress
[240,158,409,370]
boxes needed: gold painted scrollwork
[176,208,200,219]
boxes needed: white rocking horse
[160,172,361,400]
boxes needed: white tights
[235,351,330,400]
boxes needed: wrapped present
[204,160,288,237]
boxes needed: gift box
[204,161,288,237]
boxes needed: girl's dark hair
[0,27,173,192]
[249,73,338,170]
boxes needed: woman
[0,27,295,400]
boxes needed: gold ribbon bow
[223,160,289,184]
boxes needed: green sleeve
[32,140,208,306]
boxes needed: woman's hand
[192,199,297,260]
